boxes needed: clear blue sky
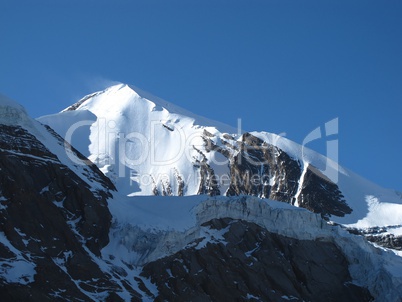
[1,1,401,190]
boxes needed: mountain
[39,84,402,245]
[1,88,402,301]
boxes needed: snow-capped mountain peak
[64,83,237,132]
[38,84,402,236]
[39,84,239,197]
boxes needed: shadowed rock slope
[0,124,140,301]
[142,219,372,302]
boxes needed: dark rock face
[144,129,351,219]
[297,166,352,219]
[142,219,372,302]
[347,226,402,250]
[365,234,402,251]
[63,91,101,111]
[203,132,352,218]
[0,125,134,301]
[194,146,220,196]
[225,133,301,202]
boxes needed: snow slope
[39,84,238,197]
[37,84,402,232]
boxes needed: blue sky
[1,1,401,190]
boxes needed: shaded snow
[347,195,402,228]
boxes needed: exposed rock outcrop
[347,226,402,250]
[203,132,352,218]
